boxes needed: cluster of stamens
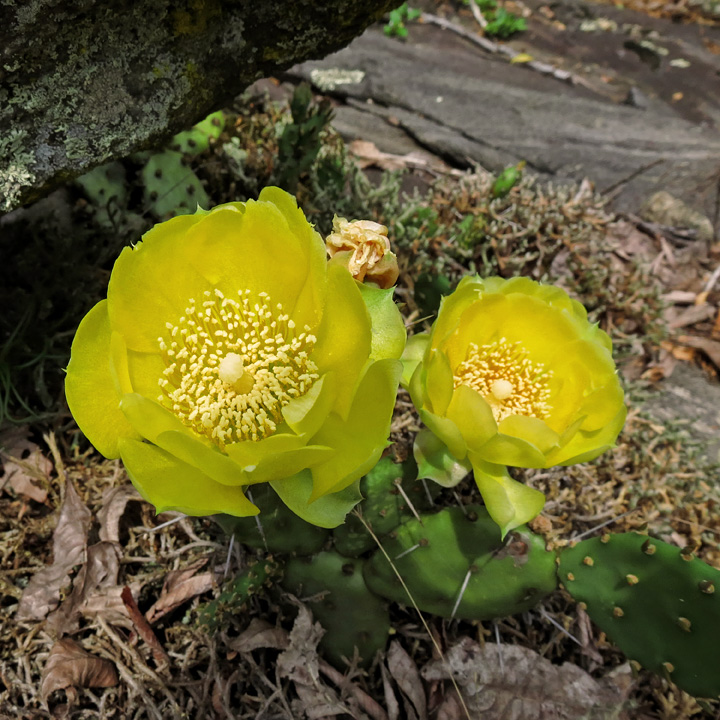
[157,289,318,447]
[453,337,552,422]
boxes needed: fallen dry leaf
[387,640,427,720]
[381,663,401,720]
[17,479,92,622]
[41,637,118,702]
[421,638,627,720]
[228,617,290,653]
[46,541,123,635]
[145,557,214,624]
[668,304,717,329]
[97,484,142,543]
[0,426,51,503]
[677,334,720,369]
[277,604,324,686]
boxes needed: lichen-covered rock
[0,0,397,213]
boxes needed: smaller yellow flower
[326,216,399,289]
[403,275,626,535]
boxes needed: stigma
[157,289,318,447]
[453,337,552,422]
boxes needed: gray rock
[289,26,720,216]
[644,363,720,463]
[0,0,396,213]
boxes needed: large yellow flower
[66,188,404,527]
[403,275,626,535]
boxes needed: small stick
[493,623,504,674]
[247,489,268,551]
[538,607,582,646]
[224,533,235,578]
[319,660,389,720]
[394,478,422,524]
[144,514,188,533]
[121,586,170,670]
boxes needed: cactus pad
[171,111,226,156]
[75,161,128,228]
[283,551,390,667]
[141,150,209,218]
[215,484,329,556]
[559,533,720,698]
[197,556,279,632]
[333,456,440,557]
[363,505,556,620]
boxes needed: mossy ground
[1,78,720,719]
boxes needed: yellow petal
[445,383,498,451]
[65,300,140,459]
[119,438,258,517]
[469,455,546,537]
[312,263,372,417]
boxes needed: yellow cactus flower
[66,188,404,527]
[403,275,626,535]
[325,216,399,289]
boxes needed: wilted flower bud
[326,216,399,289]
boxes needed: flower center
[453,337,552,422]
[157,288,319,447]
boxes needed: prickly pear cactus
[283,551,391,667]
[197,556,279,632]
[171,111,226,156]
[333,456,440,557]
[364,505,557,620]
[559,533,720,698]
[141,150,209,219]
[75,161,128,228]
[215,484,329,556]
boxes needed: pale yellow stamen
[453,337,552,422]
[157,289,318,447]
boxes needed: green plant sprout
[384,3,422,38]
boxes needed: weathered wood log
[0,0,397,213]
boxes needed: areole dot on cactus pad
[363,505,557,621]
[559,532,720,699]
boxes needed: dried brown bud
[325,216,399,288]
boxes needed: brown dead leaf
[421,638,627,720]
[145,558,214,624]
[277,604,324,686]
[17,479,92,622]
[41,637,118,701]
[0,426,51,503]
[678,334,720,369]
[668,304,717,329]
[381,663,401,720]
[97,484,142,543]
[46,541,123,635]
[436,691,465,720]
[228,617,290,653]
[349,139,451,175]
[387,640,427,720]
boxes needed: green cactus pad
[333,456,440,557]
[197,556,279,632]
[215,484,329,556]
[75,161,128,228]
[559,533,720,698]
[363,505,556,620]
[171,110,226,155]
[141,150,209,218]
[283,551,390,667]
